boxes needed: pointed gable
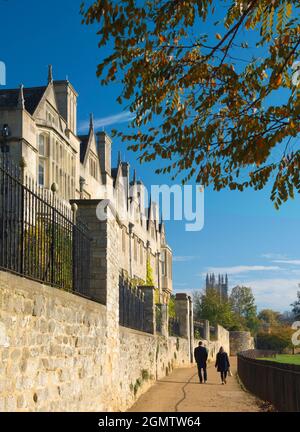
[79,126,101,174]
[33,83,60,118]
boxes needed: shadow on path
[128,357,261,412]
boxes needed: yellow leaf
[245,18,252,29]
[275,74,282,87]
[216,33,222,40]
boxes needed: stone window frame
[38,132,49,187]
[161,249,166,277]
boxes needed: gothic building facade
[0,66,173,303]
[206,273,228,302]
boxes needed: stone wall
[229,331,255,356]
[0,271,192,412]
[118,327,190,410]
[0,271,108,412]
[194,324,230,362]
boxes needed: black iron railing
[155,304,162,334]
[194,320,205,339]
[119,276,145,332]
[0,156,91,295]
[169,316,180,336]
[238,350,300,412]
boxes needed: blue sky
[1,0,299,312]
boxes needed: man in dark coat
[194,341,208,383]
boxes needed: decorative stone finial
[89,113,94,131]
[17,84,25,110]
[19,156,27,169]
[48,65,53,84]
[51,182,58,194]
[71,203,78,213]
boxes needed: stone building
[0,66,172,303]
[206,273,228,302]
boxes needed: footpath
[128,357,260,412]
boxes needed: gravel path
[128,357,261,412]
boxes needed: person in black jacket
[194,341,208,384]
[215,346,230,384]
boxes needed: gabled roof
[0,86,46,114]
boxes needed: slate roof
[78,135,89,163]
[0,86,46,115]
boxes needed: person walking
[215,346,230,384]
[194,341,208,384]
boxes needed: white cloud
[202,265,281,276]
[173,282,188,287]
[233,278,300,311]
[273,259,300,266]
[261,253,288,260]
[79,111,135,132]
[173,256,197,262]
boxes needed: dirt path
[128,357,260,412]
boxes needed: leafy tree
[146,258,155,286]
[279,310,297,324]
[82,0,300,207]
[230,285,259,332]
[257,327,294,353]
[258,308,281,325]
[291,290,300,319]
[193,288,237,329]
[24,219,72,290]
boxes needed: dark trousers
[197,364,207,383]
[221,371,228,382]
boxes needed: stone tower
[205,273,228,302]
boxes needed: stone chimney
[97,131,112,179]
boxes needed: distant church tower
[206,273,228,302]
